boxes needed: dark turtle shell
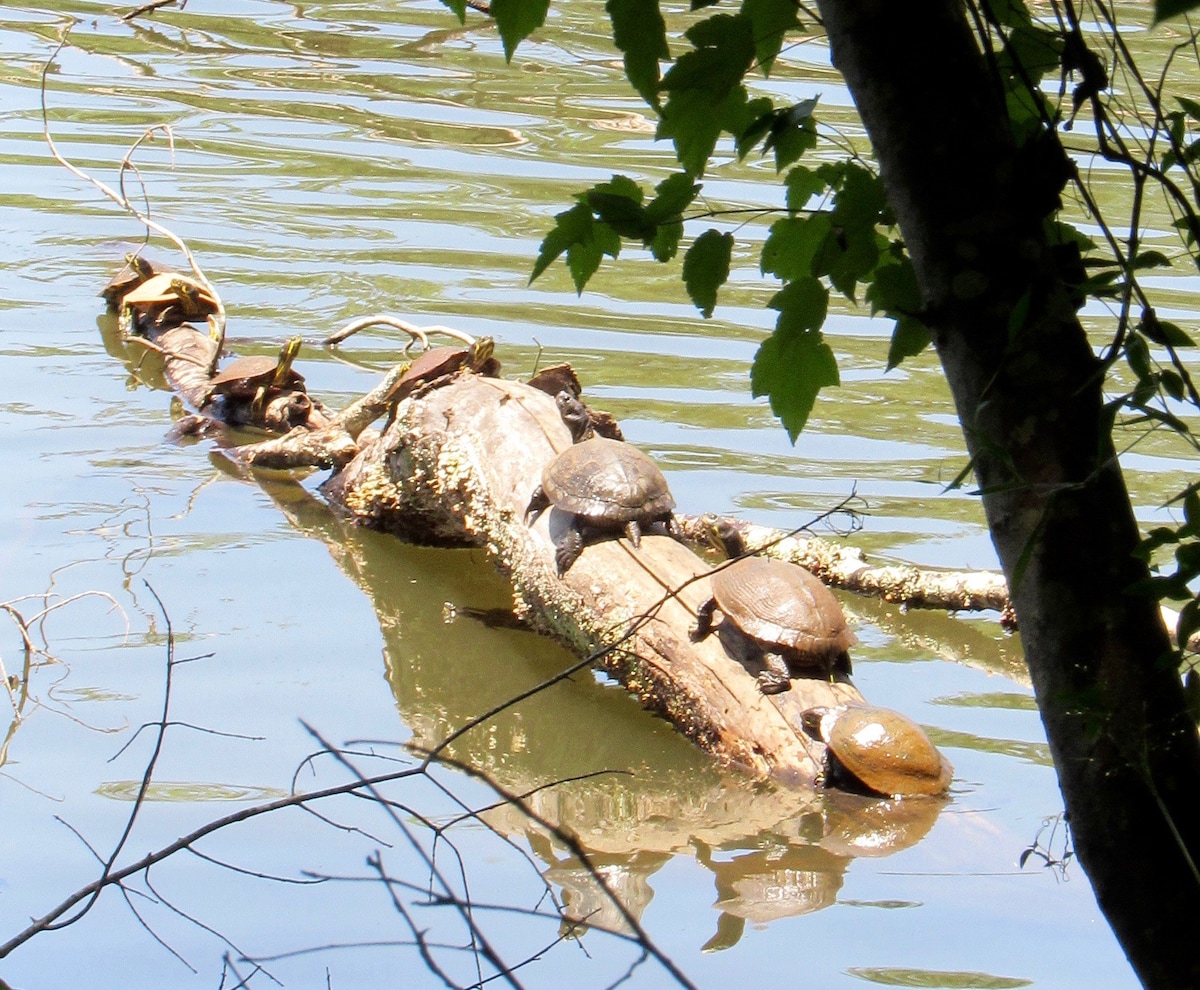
[541,436,675,523]
[804,704,953,797]
[207,355,304,400]
[710,556,856,662]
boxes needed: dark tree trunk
[813,1,1200,985]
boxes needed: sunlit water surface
[2,2,1187,987]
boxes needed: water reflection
[247,473,949,949]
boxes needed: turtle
[394,336,498,402]
[101,253,157,308]
[690,515,855,694]
[801,703,954,797]
[203,336,305,413]
[525,391,679,576]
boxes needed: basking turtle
[203,337,305,415]
[801,704,953,797]
[690,516,855,693]
[101,253,157,308]
[394,336,498,401]
[525,391,678,576]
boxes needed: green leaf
[1126,332,1152,380]
[1185,490,1200,530]
[1177,598,1200,647]
[566,220,621,293]
[658,13,756,172]
[886,316,932,370]
[645,172,700,223]
[1133,250,1172,270]
[750,323,840,441]
[659,85,751,176]
[785,165,827,212]
[741,0,802,75]
[1155,0,1200,23]
[491,0,550,61]
[761,214,832,281]
[1161,369,1186,401]
[606,0,669,107]
[769,276,828,334]
[531,202,594,282]
[683,229,734,317]
[644,173,699,261]
[585,175,650,240]
[764,106,818,171]
[733,98,778,159]
[1178,96,1200,121]
[866,257,920,315]
[650,220,684,262]
[439,0,467,21]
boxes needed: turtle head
[555,390,594,443]
[272,336,303,386]
[702,513,749,559]
[469,335,495,369]
[800,706,833,742]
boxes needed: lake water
[1,2,1179,987]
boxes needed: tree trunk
[814,1,1200,984]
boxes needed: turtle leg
[663,512,684,541]
[756,652,792,695]
[833,651,853,678]
[690,598,718,642]
[555,520,586,576]
[525,486,551,525]
[623,519,642,548]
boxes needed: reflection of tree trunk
[814,1,1200,983]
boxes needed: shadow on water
[243,469,950,949]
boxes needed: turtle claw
[555,526,585,576]
[624,519,642,549]
[756,671,792,695]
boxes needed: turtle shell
[396,338,497,399]
[208,355,304,399]
[808,704,953,797]
[541,436,675,523]
[710,556,855,661]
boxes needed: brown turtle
[203,337,305,411]
[101,253,157,308]
[394,336,497,401]
[525,391,678,575]
[691,516,855,693]
[801,704,953,797]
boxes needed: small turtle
[525,391,678,575]
[101,253,157,308]
[394,336,498,401]
[691,516,854,693]
[801,704,953,797]
[203,337,305,412]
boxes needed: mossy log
[324,372,864,783]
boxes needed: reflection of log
[248,476,946,947]
[324,373,865,783]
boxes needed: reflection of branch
[2,587,697,988]
[41,32,225,345]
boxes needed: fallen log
[101,263,973,785]
[323,371,865,782]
